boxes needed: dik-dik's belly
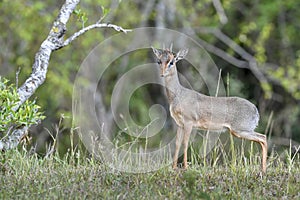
[194,121,228,132]
[170,104,228,132]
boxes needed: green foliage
[0,77,44,134]
[73,8,88,27]
[254,24,273,64]
[227,0,300,101]
[100,5,110,19]
[268,58,300,99]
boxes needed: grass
[1,136,299,200]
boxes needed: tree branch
[0,0,130,151]
[0,127,28,150]
[59,23,131,49]
[183,27,249,68]
[15,0,79,109]
[212,0,228,25]
[197,27,253,60]
[189,27,270,86]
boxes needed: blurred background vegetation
[0,0,299,155]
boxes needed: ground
[0,143,299,199]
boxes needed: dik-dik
[152,46,267,173]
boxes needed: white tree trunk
[0,0,130,150]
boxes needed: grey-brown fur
[152,46,267,173]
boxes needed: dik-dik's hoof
[172,164,189,171]
[183,165,188,170]
[183,161,189,170]
[256,171,266,178]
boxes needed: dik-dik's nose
[160,67,167,77]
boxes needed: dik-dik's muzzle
[160,65,169,77]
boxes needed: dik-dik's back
[152,46,267,173]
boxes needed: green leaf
[0,77,45,136]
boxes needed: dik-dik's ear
[175,48,188,62]
[151,46,163,58]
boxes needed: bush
[0,77,44,136]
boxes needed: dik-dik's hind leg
[254,132,268,174]
[229,130,267,173]
[173,126,184,169]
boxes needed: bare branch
[212,0,228,25]
[16,0,80,109]
[196,27,253,61]
[193,26,292,98]
[194,27,269,85]
[60,23,131,49]
[199,37,249,68]
[183,27,248,68]
[139,0,156,27]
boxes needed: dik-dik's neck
[164,68,183,102]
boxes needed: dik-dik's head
[152,46,188,77]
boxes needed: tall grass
[1,111,300,199]
[1,73,299,199]
[1,134,299,199]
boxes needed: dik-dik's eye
[157,60,162,65]
[168,60,174,68]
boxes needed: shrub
[0,77,44,136]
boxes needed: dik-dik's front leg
[182,123,193,169]
[173,127,183,169]
[173,124,193,169]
